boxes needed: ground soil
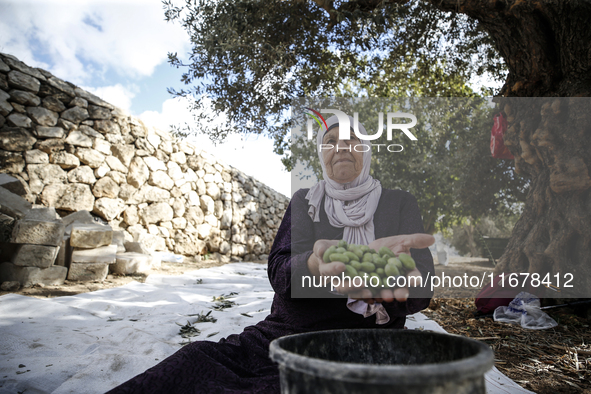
[2,256,590,393]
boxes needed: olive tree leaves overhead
[162,0,505,153]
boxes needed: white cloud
[0,0,189,85]
[139,98,292,197]
[83,83,138,112]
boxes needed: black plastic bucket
[269,329,494,394]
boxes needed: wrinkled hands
[307,234,435,303]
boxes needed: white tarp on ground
[0,262,532,394]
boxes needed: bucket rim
[269,329,494,385]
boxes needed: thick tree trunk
[435,0,591,298]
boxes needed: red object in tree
[490,113,514,159]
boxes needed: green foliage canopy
[162,0,505,150]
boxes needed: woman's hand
[307,239,341,277]
[368,234,435,258]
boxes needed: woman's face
[322,126,364,184]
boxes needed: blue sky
[0,0,292,197]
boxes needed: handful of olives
[323,240,417,294]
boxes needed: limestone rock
[135,138,155,155]
[135,233,166,252]
[7,113,32,128]
[110,253,152,275]
[93,197,126,221]
[92,177,120,198]
[172,217,187,229]
[69,97,88,108]
[34,138,64,154]
[9,89,41,106]
[173,233,206,256]
[127,157,149,188]
[148,170,174,190]
[110,144,135,167]
[172,198,185,217]
[200,195,214,214]
[94,119,120,134]
[61,106,89,124]
[123,205,139,226]
[88,105,111,120]
[0,263,67,287]
[67,262,109,282]
[139,202,173,224]
[167,161,183,181]
[106,171,126,185]
[71,244,117,264]
[65,130,93,147]
[0,127,36,151]
[0,281,20,291]
[7,70,40,93]
[170,152,186,164]
[0,173,27,196]
[26,163,66,194]
[23,207,59,221]
[62,210,96,229]
[70,223,113,249]
[74,87,113,109]
[50,151,80,169]
[112,231,126,253]
[27,107,58,126]
[78,124,103,140]
[118,183,137,201]
[124,241,151,254]
[12,244,60,268]
[35,126,65,139]
[67,166,96,184]
[105,156,127,173]
[11,219,64,246]
[206,182,221,200]
[43,183,95,212]
[46,76,75,96]
[42,96,66,112]
[75,148,105,168]
[184,206,204,226]
[186,155,204,171]
[93,138,112,155]
[0,186,32,219]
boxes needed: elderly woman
[107,115,434,393]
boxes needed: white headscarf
[305,115,389,324]
[305,115,382,245]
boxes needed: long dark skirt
[106,325,280,394]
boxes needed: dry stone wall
[0,52,290,262]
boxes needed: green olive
[385,262,401,277]
[323,246,337,263]
[343,265,358,278]
[344,251,360,262]
[379,246,395,258]
[387,257,403,269]
[362,253,374,263]
[329,253,349,263]
[398,253,416,270]
[360,262,376,272]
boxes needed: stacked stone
[0,194,68,287]
[0,52,290,263]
